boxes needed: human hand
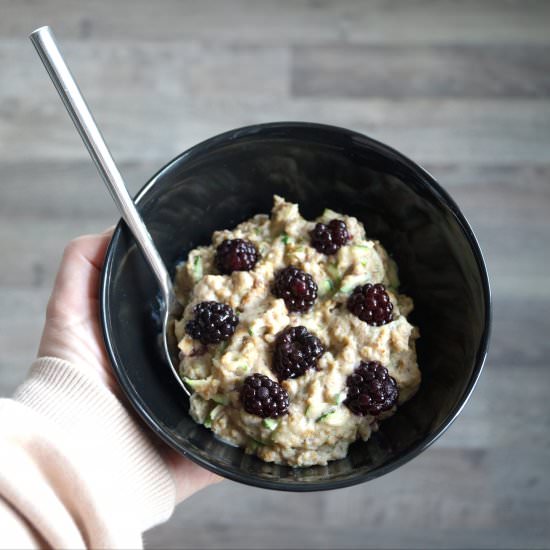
[39,229,221,501]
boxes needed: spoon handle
[29,26,172,297]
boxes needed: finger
[47,233,112,317]
[162,448,224,502]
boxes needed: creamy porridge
[174,196,420,467]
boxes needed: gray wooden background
[1,1,549,548]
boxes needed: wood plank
[0,160,153,219]
[0,40,290,100]
[146,524,550,550]
[472,225,549,297]
[446,178,550,298]
[320,448,550,530]
[1,0,549,45]
[2,161,549,219]
[145,446,550,548]
[292,44,550,98]
[0,219,113,288]
[441,363,550,449]
[424,163,550,189]
[1,96,550,165]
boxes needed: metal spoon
[29,26,190,396]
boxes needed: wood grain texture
[0,40,290,100]
[2,0,550,45]
[1,0,549,548]
[292,45,550,98]
[146,442,550,548]
[2,97,550,164]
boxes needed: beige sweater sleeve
[0,357,176,549]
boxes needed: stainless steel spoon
[29,26,190,396]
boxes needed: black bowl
[100,122,490,491]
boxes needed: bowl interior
[101,123,489,491]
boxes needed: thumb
[47,230,113,319]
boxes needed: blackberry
[310,219,351,255]
[347,283,393,326]
[185,301,238,345]
[344,361,398,416]
[241,373,289,418]
[272,266,318,313]
[215,238,259,274]
[272,326,325,381]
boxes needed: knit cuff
[13,357,176,532]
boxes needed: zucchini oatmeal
[174,196,420,467]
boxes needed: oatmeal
[174,196,420,467]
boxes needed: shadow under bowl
[100,122,491,491]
